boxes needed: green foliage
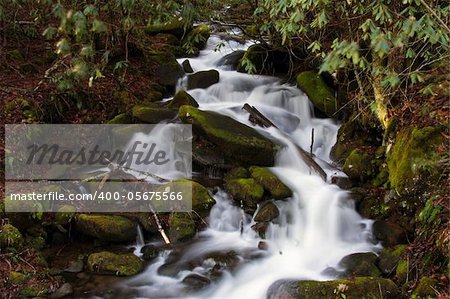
[254,0,450,120]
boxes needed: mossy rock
[143,18,190,38]
[0,223,24,249]
[224,167,249,181]
[395,259,409,284]
[155,180,215,217]
[55,205,76,225]
[412,276,438,298]
[168,212,196,242]
[377,245,407,276]
[168,90,199,108]
[179,106,278,166]
[145,51,184,87]
[107,113,132,124]
[337,252,381,277]
[182,25,211,50]
[254,201,279,222]
[296,71,337,117]
[267,277,399,299]
[145,90,164,102]
[225,178,264,209]
[343,148,374,182]
[249,166,292,199]
[387,126,444,194]
[20,285,49,298]
[75,214,136,242]
[8,271,28,284]
[132,105,177,123]
[187,69,219,90]
[87,251,143,276]
[237,44,289,75]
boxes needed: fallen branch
[242,103,328,181]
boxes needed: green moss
[20,285,49,297]
[8,271,28,284]
[132,105,177,123]
[107,113,132,124]
[87,251,143,276]
[179,106,277,166]
[26,235,46,250]
[143,18,188,37]
[75,214,136,242]
[249,166,292,199]
[225,178,264,208]
[413,276,438,297]
[396,259,409,284]
[276,277,399,299]
[8,49,24,60]
[296,71,337,117]
[182,25,211,50]
[0,224,24,249]
[387,126,444,194]
[224,167,249,181]
[168,90,199,108]
[254,201,279,222]
[146,90,163,102]
[54,205,76,225]
[343,148,374,182]
[168,212,196,242]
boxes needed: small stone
[258,241,269,251]
[141,244,160,261]
[50,283,73,298]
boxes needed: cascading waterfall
[119,35,379,299]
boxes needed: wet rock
[251,222,269,238]
[141,244,160,261]
[87,251,143,276]
[132,105,177,123]
[254,201,279,222]
[0,223,24,250]
[267,277,399,299]
[372,220,407,246]
[192,138,228,167]
[217,50,246,70]
[225,178,264,209]
[75,214,136,242]
[377,245,407,275]
[107,113,133,124]
[182,25,211,50]
[64,257,84,273]
[296,71,337,117]
[250,166,292,199]
[330,175,353,189]
[50,283,73,298]
[204,250,240,271]
[187,69,219,89]
[168,90,199,108]
[237,45,289,75]
[343,148,375,182]
[182,273,211,291]
[146,52,184,87]
[338,252,381,277]
[182,59,194,73]
[258,241,269,251]
[169,212,196,242]
[179,106,278,166]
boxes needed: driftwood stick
[242,103,328,181]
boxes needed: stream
[114,34,379,299]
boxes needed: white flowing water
[120,35,378,299]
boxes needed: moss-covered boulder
[387,126,444,194]
[168,212,196,242]
[168,90,199,108]
[145,51,184,87]
[107,113,132,124]
[132,105,177,123]
[267,277,399,299]
[224,167,249,181]
[377,245,407,276]
[296,71,337,117]
[55,205,76,226]
[187,69,219,90]
[0,224,24,249]
[254,201,279,222]
[225,178,264,209]
[87,251,143,276]
[395,258,409,284]
[182,25,210,50]
[179,106,278,166]
[337,252,381,277]
[75,214,136,242]
[249,166,292,199]
[343,148,375,182]
[412,276,438,298]
[143,18,190,38]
